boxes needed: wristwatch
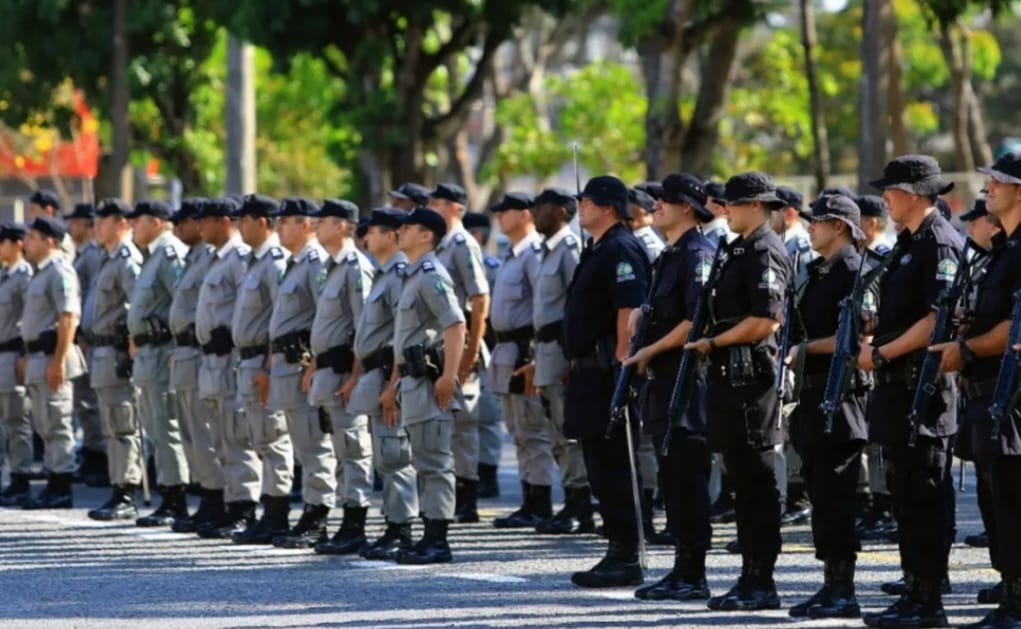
[959,339,976,367]
[872,346,889,369]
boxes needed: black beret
[315,198,359,221]
[819,186,857,199]
[172,197,206,223]
[491,192,534,213]
[0,222,27,241]
[355,216,371,239]
[534,187,578,217]
[95,198,132,218]
[194,197,237,220]
[273,197,319,218]
[28,189,61,210]
[368,208,406,230]
[855,195,888,218]
[28,215,67,241]
[401,207,447,241]
[237,194,278,218]
[390,183,432,206]
[462,212,492,231]
[127,199,172,220]
[579,175,630,219]
[66,203,95,220]
[627,188,655,213]
[430,183,468,206]
[870,154,953,196]
[776,186,805,211]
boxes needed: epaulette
[164,244,178,259]
[530,241,543,254]
[307,248,321,263]
[453,233,466,245]
[484,256,500,269]
[234,244,252,258]
[118,246,132,259]
[345,251,358,264]
[422,260,437,273]
[395,262,407,275]
[270,246,284,260]
[565,234,579,248]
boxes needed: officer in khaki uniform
[428,183,490,523]
[87,199,145,521]
[191,198,260,540]
[67,203,108,486]
[268,198,337,549]
[301,200,375,555]
[166,198,224,533]
[0,223,34,506]
[25,190,77,261]
[339,208,418,560]
[20,216,87,509]
[528,188,593,535]
[487,193,557,529]
[230,196,295,546]
[127,200,190,527]
[386,208,466,564]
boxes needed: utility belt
[315,344,355,374]
[569,336,614,372]
[496,326,535,394]
[0,337,26,355]
[91,332,129,351]
[397,344,443,381]
[800,369,872,392]
[174,324,200,349]
[361,346,394,374]
[132,317,173,348]
[494,326,534,345]
[238,344,267,361]
[873,361,917,388]
[535,321,563,344]
[202,326,235,357]
[271,330,311,365]
[962,377,997,401]
[707,345,775,386]
[26,331,56,355]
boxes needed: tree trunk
[799,0,830,192]
[887,19,909,156]
[938,21,974,172]
[680,18,740,176]
[110,0,132,201]
[857,0,891,192]
[226,36,256,195]
[957,19,993,168]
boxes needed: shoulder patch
[270,247,284,260]
[694,260,713,284]
[530,241,543,253]
[422,260,436,273]
[565,234,579,248]
[484,256,500,268]
[164,244,178,259]
[435,279,447,294]
[345,251,358,264]
[118,246,131,259]
[454,233,466,245]
[936,258,958,282]
[307,248,321,263]
[395,262,407,276]
[616,261,636,283]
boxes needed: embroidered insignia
[454,233,466,245]
[616,261,635,282]
[936,258,958,282]
[422,260,436,273]
[270,247,284,260]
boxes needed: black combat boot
[864,573,948,628]
[790,557,860,619]
[708,555,780,611]
[454,477,479,523]
[571,525,643,589]
[0,473,32,507]
[858,493,897,541]
[136,484,188,527]
[198,500,256,539]
[477,462,500,499]
[315,505,369,555]
[172,488,224,533]
[272,503,330,548]
[781,482,812,526]
[23,472,74,510]
[361,520,414,561]
[396,518,453,564]
[963,576,1021,629]
[635,545,709,601]
[965,530,990,548]
[88,484,137,520]
[494,482,540,528]
[232,495,290,544]
[882,572,951,596]
[537,486,596,535]
[642,488,672,546]
[979,581,1005,605]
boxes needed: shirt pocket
[396,293,420,332]
[539,266,563,297]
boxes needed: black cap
[534,187,578,217]
[28,215,67,241]
[806,194,865,241]
[66,203,95,220]
[855,195,888,218]
[491,192,534,213]
[401,207,447,241]
[390,183,432,206]
[627,188,655,213]
[634,181,664,201]
[722,172,784,207]
[820,186,857,199]
[368,208,406,230]
[172,197,206,223]
[869,154,954,196]
[462,212,492,231]
[704,181,726,201]
[661,173,712,222]
[579,175,630,219]
[27,189,61,210]
[195,197,236,220]
[237,194,278,219]
[959,199,988,222]
[0,222,27,242]
[430,183,468,206]
[128,199,172,220]
[273,198,319,218]
[315,198,359,221]
[356,217,371,239]
[95,198,132,218]
[978,151,1021,185]
[776,186,805,211]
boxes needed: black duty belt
[361,346,394,374]
[202,326,235,357]
[133,331,173,348]
[271,330,311,354]
[316,344,355,374]
[962,378,997,401]
[0,337,26,354]
[494,326,534,345]
[238,345,267,361]
[174,326,199,348]
[90,334,124,348]
[569,353,606,371]
[26,331,57,355]
[535,321,563,344]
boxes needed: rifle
[661,236,727,457]
[988,289,1021,441]
[907,241,981,447]
[773,249,801,429]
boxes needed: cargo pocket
[110,401,137,437]
[380,434,412,468]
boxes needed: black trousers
[801,440,864,562]
[722,444,782,565]
[989,455,1021,579]
[885,437,955,580]
[975,465,1001,572]
[580,431,640,543]
[653,430,712,553]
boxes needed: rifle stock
[988,289,1021,440]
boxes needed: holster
[361,346,394,375]
[318,407,334,434]
[202,326,235,357]
[25,331,56,355]
[709,346,774,386]
[115,352,134,379]
[271,330,312,365]
[508,339,535,395]
[400,344,443,381]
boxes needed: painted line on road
[452,573,529,584]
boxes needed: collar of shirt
[670,225,702,251]
[294,238,323,263]
[809,243,855,276]
[405,250,438,276]
[216,234,244,259]
[147,230,174,255]
[898,210,940,244]
[380,251,408,274]
[333,242,357,264]
[252,234,279,260]
[991,222,1021,250]
[510,230,541,258]
[544,225,574,251]
[731,221,772,251]
[36,253,60,270]
[438,222,466,250]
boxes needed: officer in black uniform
[858,155,964,628]
[624,173,715,602]
[786,194,874,619]
[930,152,1021,628]
[684,172,791,612]
[563,175,650,589]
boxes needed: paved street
[0,455,999,628]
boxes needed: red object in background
[0,90,100,179]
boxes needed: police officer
[857,155,963,627]
[166,198,224,534]
[463,210,504,499]
[25,189,76,261]
[702,181,737,244]
[624,173,716,601]
[0,223,33,506]
[859,195,894,256]
[684,172,791,611]
[268,198,338,548]
[429,184,490,523]
[389,183,431,213]
[628,187,665,263]
[303,199,375,554]
[487,192,557,528]
[931,152,1021,628]
[127,200,190,527]
[228,195,295,545]
[87,199,145,520]
[387,208,467,563]
[785,195,875,619]
[340,208,418,560]
[528,188,593,536]
[563,175,650,588]
[67,202,108,487]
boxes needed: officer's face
[724,201,750,233]
[315,216,347,248]
[966,215,1000,250]
[397,224,429,252]
[652,199,681,231]
[880,188,914,223]
[577,197,610,231]
[985,178,1021,215]
[199,216,224,246]
[531,203,558,235]
[365,226,396,257]
[175,218,202,246]
[131,215,160,247]
[808,218,838,253]
[26,202,51,221]
[67,218,93,243]
[94,215,122,246]
[707,197,726,218]
[496,209,526,236]
[0,238,20,264]
[277,216,310,250]
[237,214,267,246]
[23,231,45,263]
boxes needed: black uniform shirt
[965,224,1021,381]
[797,244,868,376]
[562,223,649,360]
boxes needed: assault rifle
[773,249,801,429]
[988,289,1021,440]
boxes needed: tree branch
[423,29,504,143]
